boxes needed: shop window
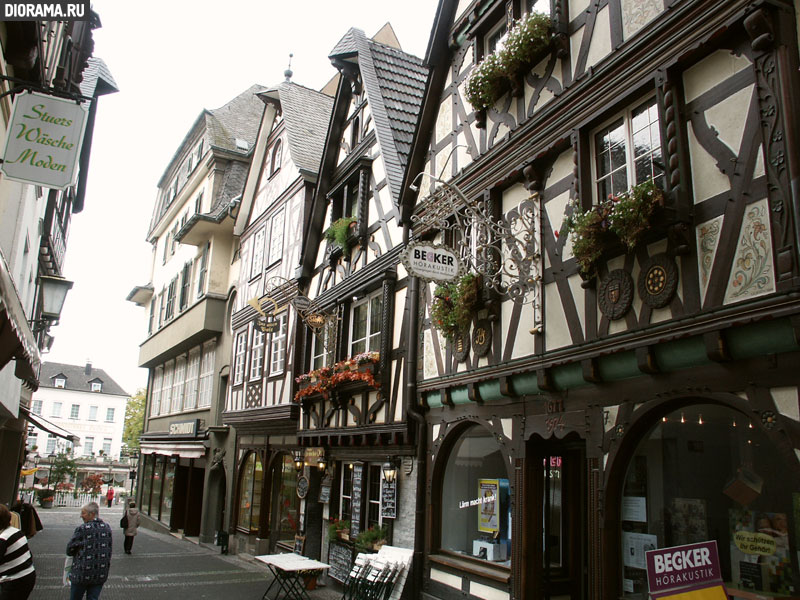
[349,291,382,356]
[366,464,383,529]
[140,456,153,515]
[150,457,164,519]
[161,459,176,524]
[592,97,664,202]
[619,404,798,597]
[273,454,300,545]
[237,452,263,533]
[439,424,511,565]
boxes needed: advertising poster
[729,508,792,593]
[623,531,658,569]
[646,540,726,600]
[478,479,499,533]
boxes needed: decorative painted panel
[696,215,723,304]
[620,0,663,41]
[723,198,775,304]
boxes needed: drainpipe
[403,223,427,599]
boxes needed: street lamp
[46,453,55,491]
[29,276,73,333]
[128,451,139,495]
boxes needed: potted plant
[354,525,388,552]
[325,217,357,253]
[37,488,55,508]
[328,518,351,542]
[607,180,665,250]
[430,273,482,341]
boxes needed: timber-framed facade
[401,1,800,599]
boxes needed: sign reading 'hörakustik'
[1,91,88,189]
[401,242,464,283]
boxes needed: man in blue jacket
[66,502,112,600]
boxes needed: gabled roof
[329,28,429,203]
[39,362,128,396]
[79,57,118,98]
[276,82,334,177]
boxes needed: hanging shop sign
[401,242,464,283]
[1,91,88,190]
[303,447,325,467]
[168,419,200,437]
[646,540,727,599]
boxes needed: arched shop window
[272,454,300,545]
[620,403,798,598]
[237,452,263,533]
[440,424,511,565]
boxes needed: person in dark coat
[0,504,36,600]
[121,501,141,554]
[66,502,112,600]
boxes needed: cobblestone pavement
[27,505,339,600]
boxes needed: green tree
[48,452,77,490]
[123,389,146,450]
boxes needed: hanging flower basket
[431,273,482,341]
[325,217,357,253]
[294,354,381,402]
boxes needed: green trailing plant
[328,519,350,540]
[559,180,664,276]
[431,273,481,341]
[325,217,357,252]
[465,11,552,111]
[354,524,388,551]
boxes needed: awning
[139,442,206,459]
[0,251,40,391]
[20,406,79,442]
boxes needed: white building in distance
[29,361,129,459]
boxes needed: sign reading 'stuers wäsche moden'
[1,91,88,190]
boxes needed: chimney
[85,360,92,376]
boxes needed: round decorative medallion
[761,410,777,430]
[598,269,634,320]
[452,331,470,363]
[472,320,492,358]
[638,254,678,309]
[296,475,309,499]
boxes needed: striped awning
[0,251,40,392]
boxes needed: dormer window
[235,138,249,151]
[91,382,102,392]
[54,377,66,389]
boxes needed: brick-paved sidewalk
[27,505,339,600]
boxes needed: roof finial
[284,53,294,82]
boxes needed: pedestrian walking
[120,501,140,554]
[0,504,36,600]
[104,488,114,509]
[66,502,112,600]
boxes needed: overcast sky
[44,0,439,395]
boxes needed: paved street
[27,505,339,600]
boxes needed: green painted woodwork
[597,352,640,381]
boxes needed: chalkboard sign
[319,474,332,504]
[294,534,305,555]
[380,479,397,519]
[328,541,353,583]
[350,463,364,538]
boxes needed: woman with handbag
[120,502,140,555]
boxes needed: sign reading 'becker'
[1,91,88,190]
[646,540,726,598]
[401,242,463,283]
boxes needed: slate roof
[79,57,118,98]
[277,82,334,177]
[39,362,129,396]
[205,84,266,154]
[329,29,428,203]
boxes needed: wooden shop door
[525,440,587,600]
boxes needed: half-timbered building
[401,0,800,599]
[295,25,428,578]
[223,78,333,556]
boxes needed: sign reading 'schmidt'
[401,242,464,283]
[1,91,88,189]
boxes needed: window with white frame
[26,433,37,450]
[89,405,98,421]
[184,348,201,410]
[54,377,65,388]
[367,464,384,529]
[32,400,43,415]
[84,436,94,455]
[172,357,186,413]
[70,404,79,419]
[267,209,285,266]
[106,407,115,423]
[592,97,664,202]
[250,228,265,279]
[151,367,163,416]
[165,277,177,321]
[149,298,156,334]
[102,438,112,455]
[350,291,382,356]
[198,340,216,408]
[233,331,247,386]
[269,312,288,375]
[339,462,354,521]
[485,19,507,55]
[270,140,282,177]
[162,361,174,414]
[312,326,333,371]
[91,382,102,392]
[196,243,209,299]
[51,402,62,417]
[524,0,550,16]
[180,262,192,311]
[46,435,56,454]
[250,328,265,380]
